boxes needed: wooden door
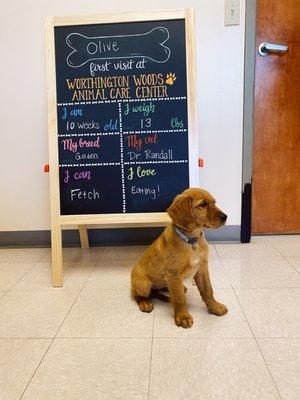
[252,0,300,234]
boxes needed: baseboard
[0,225,241,248]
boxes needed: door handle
[258,42,288,56]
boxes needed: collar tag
[174,226,198,245]
[187,237,198,245]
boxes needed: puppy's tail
[150,288,170,302]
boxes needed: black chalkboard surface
[54,19,190,215]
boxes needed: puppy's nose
[220,213,227,222]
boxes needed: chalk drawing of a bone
[66,27,171,68]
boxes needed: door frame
[241,0,257,242]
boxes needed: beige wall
[0,0,245,231]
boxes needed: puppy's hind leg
[131,273,153,313]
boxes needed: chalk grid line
[58,100,188,203]
[123,129,187,135]
[58,129,187,138]
[59,160,188,168]
[118,102,126,213]
[124,160,188,165]
[58,132,119,138]
[57,96,186,106]
[59,162,120,167]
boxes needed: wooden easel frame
[45,8,198,287]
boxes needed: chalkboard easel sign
[45,9,198,286]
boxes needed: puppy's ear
[167,194,196,231]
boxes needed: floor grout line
[231,285,284,400]
[5,252,52,292]
[1,335,298,341]
[36,250,51,263]
[0,242,298,399]
[18,270,90,400]
[0,336,155,340]
[18,338,54,400]
[6,286,300,291]
[213,244,237,289]
[214,240,283,399]
[147,307,155,400]
[1,334,298,340]
[213,241,300,289]
[0,291,9,300]
[216,237,285,398]
[266,239,300,275]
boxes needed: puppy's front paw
[207,300,228,316]
[138,299,153,313]
[175,312,193,328]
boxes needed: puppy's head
[167,188,227,231]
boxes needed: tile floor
[0,236,299,400]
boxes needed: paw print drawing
[165,73,177,85]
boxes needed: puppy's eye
[199,201,207,208]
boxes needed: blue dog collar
[174,226,200,245]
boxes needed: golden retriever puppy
[131,188,228,328]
